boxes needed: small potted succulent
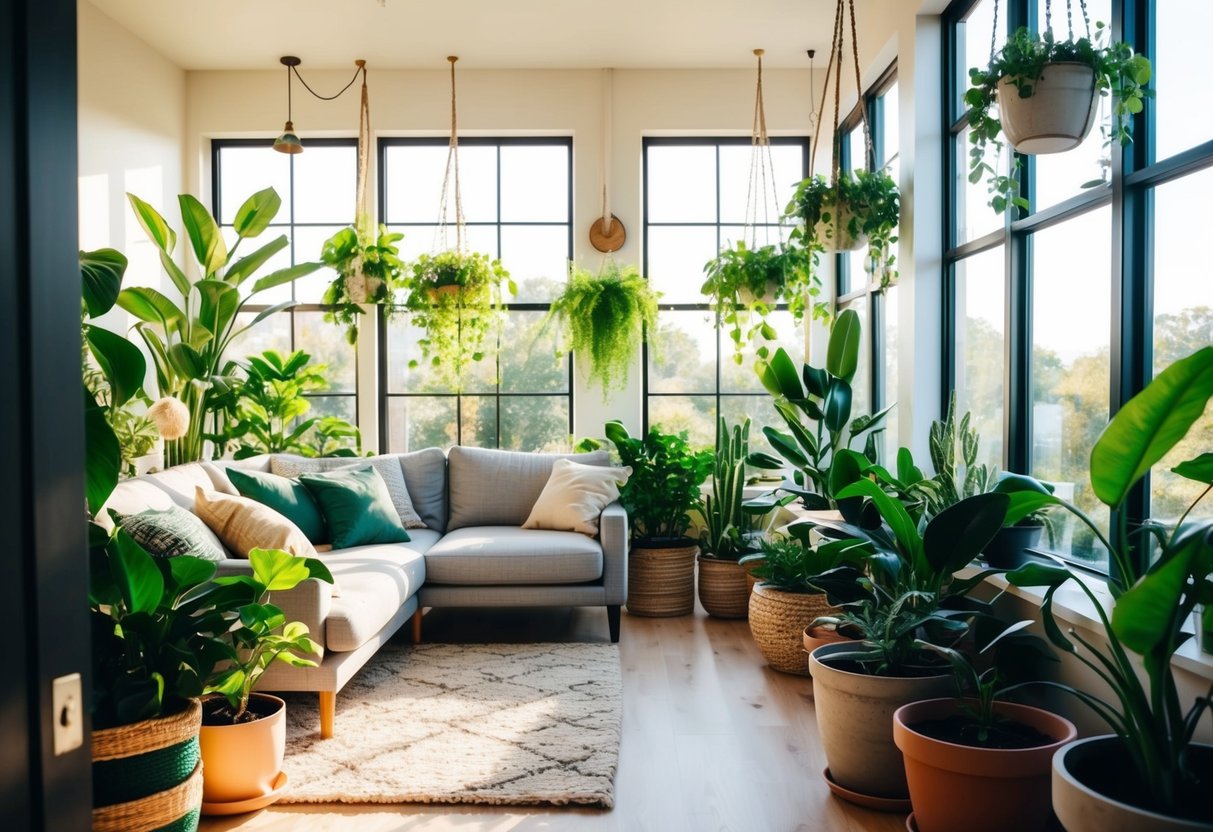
[320,223,406,344]
[966,21,1151,213]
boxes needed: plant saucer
[201,771,289,816]
[822,768,912,813]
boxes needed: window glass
[842,295,872,420]
[1031,207,1112,568]
[959,0,1003,117]
[883,285,900,462]
[1155,0,1213,162]
[954,246,1005,470]
[956,127,1003,244]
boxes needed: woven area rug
[278,642,621,807]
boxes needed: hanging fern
[541,261,659,396]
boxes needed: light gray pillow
[270,455,425,529]
[446,446,611,531]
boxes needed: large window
[944,0,1213,571]
[379,138,572,452]
[642,137,809,453]
[212,140,359,426]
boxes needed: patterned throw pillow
[271,455,425,529]
[116,505,228,562]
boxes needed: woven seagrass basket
[92,698,203,832]
[696,555,750,619]
[748,583,835,675]
[627,540,698,617]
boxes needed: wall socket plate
[51,672,83,756]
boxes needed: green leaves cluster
[965,23,1152,214]
[320,224,407,344]
[541,261,659,396]
[740,532,869,594]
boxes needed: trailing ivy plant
[403,250,515,391]
[320,224,406,344]
[966,22,1152,213]
[540,260,659,395]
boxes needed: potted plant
[747,308,894,512]
[598,420,713,617]
[1001,345,1213,830]
[119,188,321,464]
[539,260,659,396]
[403,249,515,390]
[320,223,406,344]
[892,635,1076,832]
[789,168,899,290]
[200,547,332,807]
[966,22,1152,213]
[700,240,819,363]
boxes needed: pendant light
[272,56,367,155]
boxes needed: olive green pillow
[226,467,327,545]
[299,467,410,549]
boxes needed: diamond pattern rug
[278,642,621,807]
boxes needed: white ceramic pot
[809,642,952,799]
[133,450,163,477]
[1052,736,1213,831]
[997,62,1098,155]
[813,202,867,252]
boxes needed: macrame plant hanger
[436,55,466,258]
[811,0,873,183]
[347,60,375,301]
[743,49,783,252]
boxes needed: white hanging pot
[997,61,1098,155]
[344,257,383,304]
[814,200,867,253]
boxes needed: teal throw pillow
[299,466,411,549]
[226,467,328,544]
[116,505,227,562]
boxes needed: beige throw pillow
[522,459,630,536]
[194,487,318,560]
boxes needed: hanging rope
[809,0,872,180]
[743,49,781,248]
[354,61,371,238]
[601,68,614,235]
[437,56,465,253]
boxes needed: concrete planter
[997,62,1098,154]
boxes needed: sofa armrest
[599,501,628,605]
[212,559,333,654]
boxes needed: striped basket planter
[748,583,835,675]
[626,540,699,617]
[696,556,750,619]
[92,698,203,832]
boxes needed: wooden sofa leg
[319,691,335,739]
[607,605,621,643]
[411,608,423,644]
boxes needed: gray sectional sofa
[97,446,628,737]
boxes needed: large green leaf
[80,248,127,318]
[232,187,282,238]
[126,193,176,255]
[836,478,922,564]
[85,391,119,515]
[1091,346,1213,507]
[158,250,191,299]
[922,492,1009,575]
[224,235,288,286]
[826,308,860,383]
[249,548,312,592]
[168,342,207,380]
[1003,491,1065,525]
[251,261,321,293]
[117,287,184,327]
[823,378,852,433]
[755,348,803,399]
[178,194,228,276]
[1172,453,1213,486]
[195,279,240,349]
[111,529,165,615]
[84,326,146,407]
[763,427,809,469]
[1112,527,1212,655]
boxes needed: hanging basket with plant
[965,0,1151,213]
[539,259,658,396]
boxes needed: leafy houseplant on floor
[596,421,713,617]
[403,249,515,390]
[320,223,406,344]
[120,188,320,464]
[200,547,332,807]
[1002,345,1213,830]
[966,20,1151,212]
[539,260,659,397]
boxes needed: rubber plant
[1003,345,1213,823]
[966,21,1152,213]
[320,223,406,344]
[540,260,658,396]
[403,250,515,390]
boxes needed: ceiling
[87,0,852,71]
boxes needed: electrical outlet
[51,673,82,756]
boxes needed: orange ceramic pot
[893,698,1076,832]
[199,693,286,804]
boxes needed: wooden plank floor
[199,602,907,832]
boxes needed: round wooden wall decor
[589,215,626,252]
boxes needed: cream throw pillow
[522,459,630,536]
[194,487,318,560]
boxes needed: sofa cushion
[203,457,271,495]
[271,454,425,529]
[523,458,631,536]
[299,467,411,549]
[424,526,603,585]
[322,531,437,651]
[95,478,186,532]
[115,505,227,562]
[396,448,448,532]
[446,447,610,531]
[194,488,318,559]
[227,467,328,544]
[141,462,216,510]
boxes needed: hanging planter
[966,3,1152,213]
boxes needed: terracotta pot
[802,624,857,676]
[696,556,750,619]
[997,62,1098,155]
[748,584,834,676]
[1052,736,1213,831]
[809,642,952,800]
[893,698,1076,832]
[627,540,698,617]
[199,694,286,804]
[984,523,1044,569]
[814,201,866,252]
